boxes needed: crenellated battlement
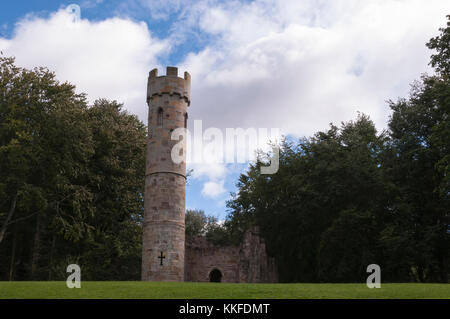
[147,67,191,106]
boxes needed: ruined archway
[209,268,222,282]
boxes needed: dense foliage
[0,57,146,280]
[0,16,449,282]
[185,209,232,246]
[225,17,450,283]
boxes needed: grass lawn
[0,282,449,299]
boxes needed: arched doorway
[209,268,222,282]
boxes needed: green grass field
[0,282,449,299]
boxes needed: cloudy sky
[1,0,449,219]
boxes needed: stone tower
[142,66,190,281]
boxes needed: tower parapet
[147,67,190,106]
[142,66,190,282]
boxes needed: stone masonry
[185,228,278,283]
[141,67,190,281]
[142,67,277,283]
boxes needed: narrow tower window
[157,107,163,127]
[184,113,188,129]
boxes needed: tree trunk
[438,252,448,283]
[48,234,56,281]
[9,226,18,281]
[30,213,41,279]
[417,264,425,283]
[0,192,18,245]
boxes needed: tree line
[0,56,146,280]
[223,18,450,283]
[0,16,449,282]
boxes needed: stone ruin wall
[184,228,278,283]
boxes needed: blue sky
[1,0,449,220]
[0,0,208,64]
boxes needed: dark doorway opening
[209,269,222,282]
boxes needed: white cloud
[2,1,448,138]
[3,1,447,139]
[201,180,226,198]
[81,0,105,9]
[176,0,450,189]
[0,8,168,119]
[189,162,227,181]
[137,0,190,20]
[2,1,449,196]
[179,0,450,137]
